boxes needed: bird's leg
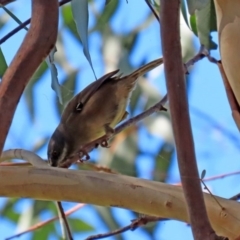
[100,124,114,147]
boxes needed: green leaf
[195,0,217,50]
[190,15,198,36]
[71,0,97,80]
[0,47,7,77]
[186,0,209,15]
[68,217,94,232]
[181,0,190,27]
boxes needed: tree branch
[0,0,59,154]
[0,166,238,239]
[86,216,165,240]
[160,1,224,239]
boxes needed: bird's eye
[52,150,58,159]
[76,102,83,112]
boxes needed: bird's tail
[115,57,164,104]
[127,57,163,80]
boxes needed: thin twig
[6,203,85,240]
[86,216,166,240]
[184,45,206,71]
[144,0,160,23]
[176,170,240,186]
[0,0,71,45]
[56,201,73,240]
[200,180,224,210]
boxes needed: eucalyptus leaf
[46,47,63,104]
[71,0,97,80]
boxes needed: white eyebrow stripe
[58,142,68,165]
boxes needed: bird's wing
[61,69,119,124]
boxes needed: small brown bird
[48,58,163,167]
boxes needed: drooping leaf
[0,47,7,77]
[46,47,63,104]
[181,0,190,27]
[71,0,97,79]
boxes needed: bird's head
[47,128,70,167]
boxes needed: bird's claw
[78,148,90,162]
[100,139,110,148]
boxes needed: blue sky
[0,1,240,240]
